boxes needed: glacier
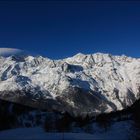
[0,52,140,118]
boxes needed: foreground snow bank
[0,53,140,117]
[0,120,133,140]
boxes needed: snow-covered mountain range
[0,51,140,118]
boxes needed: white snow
[0,52,140,117]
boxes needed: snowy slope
[0,121,132,140]
[0,52,140,118]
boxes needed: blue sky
[0,0,140,59]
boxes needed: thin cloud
[0,48,23,56]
